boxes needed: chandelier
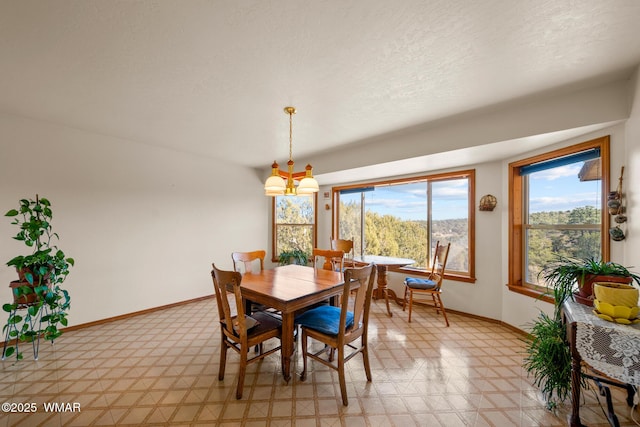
[264,106,319,196]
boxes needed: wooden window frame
[507,136,610,301]
[331,169,476,283]
[271,194,318,263]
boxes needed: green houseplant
[522,281,575,410]
[2,196,74,360]
[278,248,309,266]
[540,256,640,306]
[523,256,640,410]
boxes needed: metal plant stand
[2,303,49,361]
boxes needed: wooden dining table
[354,255,415,317]
[240,264,344,382]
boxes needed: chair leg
[431,294,440,313]
[300,330,308,381]
[236,348,248,399]
[362,339,372,382]
[337,347,348,406]
[218,340,228,380]
[408,290,413,323]
[435,294,450,327]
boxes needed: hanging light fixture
[264,106,319,196]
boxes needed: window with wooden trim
[508,136,610,296]
[333,170,475,281]
[272,194,317,262]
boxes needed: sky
[528,163,601,213]
[341,162,600,221]
[343,179,469,221]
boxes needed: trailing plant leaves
[8,314,23,325]
[3,195,73,360]
[3,347,15,358]
[523,311,572,409]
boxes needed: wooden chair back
[211,264,247,338]
[343,263,376,336]
[231,250,265,274]
[312,248,344,273]
[330,237,355,267]
[429,241,451,290]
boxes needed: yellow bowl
[594,298,640,320]
[593,282,639,308]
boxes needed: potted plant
[278,248,309,266]
[523,268,579,410]
[523,256,640,410]
[540,256,640,307]
[2,195,74,360]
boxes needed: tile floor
[1,295,639,426]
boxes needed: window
[508,136,610,296]
[272,195,317,262]
[333,170,475,281]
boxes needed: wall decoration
[609,167,626,241]
[479,194,497,211]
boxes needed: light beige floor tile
[1,297,627,426]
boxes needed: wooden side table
[354,255,415,317]
[563,300,639,427]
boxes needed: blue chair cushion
[405,277,438,290]
[295,305,354,335]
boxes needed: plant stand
[563,300,638,427]
[1,303,49,361]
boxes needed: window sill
[506,283,554,304]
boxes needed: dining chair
[312,248,345,274]
[231,250,265,274]
[330,237,355,267]
[231,250,271,314]
[211,263,283,399]
[296,263,376,405]
[402,241,451,326]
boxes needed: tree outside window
[333,170,475,280]
[272,195,316,261]
[508,136,610,295]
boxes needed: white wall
[625,70,640,268]
[0,113,267,327]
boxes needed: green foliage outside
[275,196,314,259]
[527,206,601,286]
[339,201,468,271]
[276,195,599,280]
[337,202,599,277]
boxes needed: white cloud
[531,164,582,181]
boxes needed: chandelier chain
[289,110,293,162]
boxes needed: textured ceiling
[2,1,640,183]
